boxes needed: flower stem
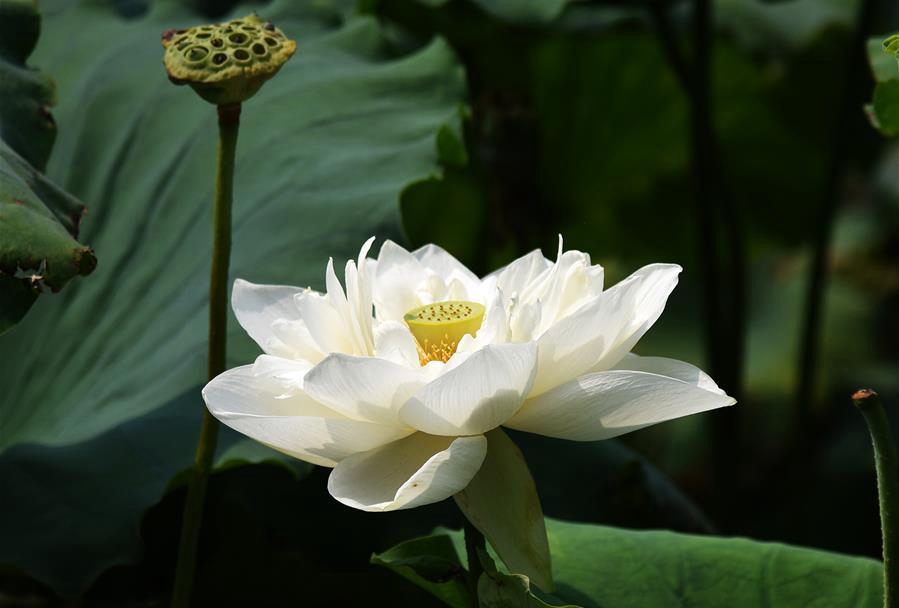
[464,518,486,608]
[171,103,241,608]
[853,389,899,608]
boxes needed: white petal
[509,300,542,343]
[374,320,421,368]
[251,355,312,396]
[413,244,481,294]
[612,353,727,395]
[399,342,537,436]
[348,237,377,353]
[373,240,428,322]
[231,279,304,356]
[269,318,325,363]
[530,263,681,396]
[506,369,736,441]
[303,354,423,425]
[204,366,410,467]
[590,263,681,369]
[295,290,356,355]
[327,433,487,512]
[533,249,600,324]
[325,258,370,355]
[458,288,510,352]
[488,249,552,297]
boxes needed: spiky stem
[853,389,899,608]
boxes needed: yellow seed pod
[404,301,485,365]
[161,14,296,106]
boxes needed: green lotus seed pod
[161,14,296,106]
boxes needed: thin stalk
[689,0,746,502]
[853,389,899,608]
[464,519,486,608]
[171,103,241,608]
[797,0,875,425]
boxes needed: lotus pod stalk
[853,389,899,608]
[163,13,295,608]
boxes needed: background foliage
[1,0,899,605]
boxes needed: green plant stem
[464,518,486,608]
[853,389,899,608]
[171,102,241,608]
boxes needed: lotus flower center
[404,301,485,365]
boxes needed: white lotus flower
[203,237,734,588]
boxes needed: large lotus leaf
[374,518,884,607]
[0,0,465,595]
[0,0,95,333]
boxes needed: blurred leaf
[414,0,572,24]
[382,518,883,607]
[0,0,465,595]
[717,0,856,52]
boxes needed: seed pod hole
[195,32,211,39]
[212,52,228,65]
[234,49,250,61]
[264,37,278,46]
[242,25,258,32]
[211,38,224,48]
[251,43,266,56]
[185,46,209,62]
[229,33,247,45]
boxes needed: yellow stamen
[404,301,485,365]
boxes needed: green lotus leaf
[374,518,883,608]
